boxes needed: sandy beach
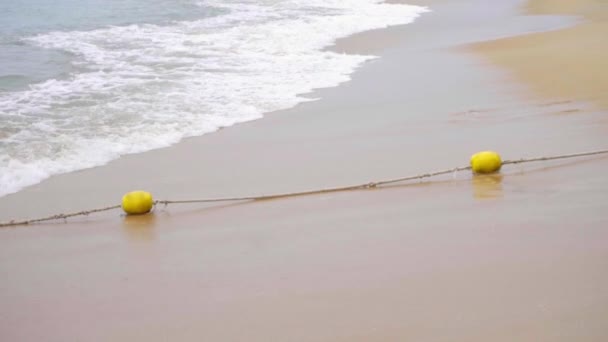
[473,0,608,110]
[1,0,608,340]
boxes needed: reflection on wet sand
[472,173,504,199]
[122,213,157,242]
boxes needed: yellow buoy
[470,151,502,174]
[122,191,154,215]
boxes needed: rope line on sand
[0,205,122,228]
[2,149,608,228]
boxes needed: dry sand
[473,0,608,109]
[1,0,608,341]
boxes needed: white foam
[0,0,428,197]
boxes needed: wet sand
[1,0,608,341]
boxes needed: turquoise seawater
[0,0,218,90]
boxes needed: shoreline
[0,1,428,201]
[2,1,608,341]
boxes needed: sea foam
[0,0,427,197]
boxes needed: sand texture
[1,0,607,341]
[474,0,608,109]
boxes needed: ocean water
[0,0,427,197]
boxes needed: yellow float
[121,191,154,215]
[470,151,502,174]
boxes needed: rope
[502,149,608,165]
[155,165,473,205]
[0,205,121,228]
[1,148,608,228]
